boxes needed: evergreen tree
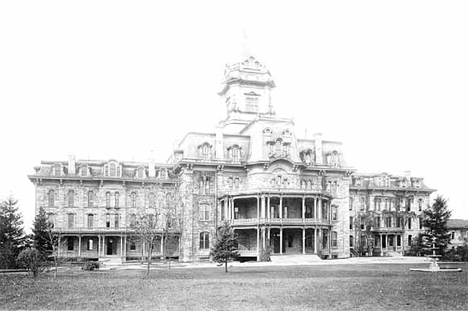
[32,206,53,260]
[211,221,239,273]
[0,196,24,269]
[422,195,452,254]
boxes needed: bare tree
[131,212,160,276]
[162,188,183,270]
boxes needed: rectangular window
[349,217,353,230]
[375,217,380,228]
[115,192,119,208]
[68,214,75,229]
[419,217,423,230]
[106,214,110,228]
[199,232,209,249]
[408,235,412,246]
[288,235,293,248]
[397,235,401,247]
[87,214,93,228]
[199,204,210,221]
[87,239,93,251]
[47,213,55,228]
[130,242,136,251]
[115,214,119,228]
[130,214,136,228]
[349,197,353,211]
[332,231,338,248]
[106,192,111,208]
[245,96,259,112]
[408,218,412,230]
[67,237,74,251]
[332,206,338,221]
[350,235,354,247]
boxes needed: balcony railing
[230,218,331,226]
[51,226,181,234]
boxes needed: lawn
[1,262,467,310]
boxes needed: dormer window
[81,166,88,177]
[159,167,167,179]
[198,143,212,160]
[137,167,145,179]
[110,163,116,176]
[53,164,61,176]
[104,162,121,177]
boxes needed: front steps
[99,257,123,267]
[270,254,322,264]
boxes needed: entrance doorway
[107,238,114,255]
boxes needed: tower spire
[241,30,251,60]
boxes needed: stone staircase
[270,254,322,264]
[99,257,123,267]
[384,251,403,257]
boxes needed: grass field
[1,262,467,310]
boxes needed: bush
[17,248,42,277]
[443,246,468,262]
[82,261,100,271]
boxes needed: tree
[162,191,182,270]
[17,248,41,277]
[211,221,239,273]
[0,196,25,269]
[422,195,452,254]
[32,206,53,260]
[130,212,161,276]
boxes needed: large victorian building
[28,52,435,263]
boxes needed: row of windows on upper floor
[47,163,170,179]
[350,215,424,230]
[46,189,172,208]
[47,204,212,230]
[351,176,423,189]
[349,196,426,212]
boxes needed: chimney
[404,170,411,180]
[314,133,323,164]
[68,155,76,175]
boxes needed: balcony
[230,218,331,227]
[52,226,182,234]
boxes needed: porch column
[120,235,123,257]
[124,236,127,258]
[257,196,260,219]
[268,227,271,240]
[261,196,266,219]
[279,196,283,219]
[302,196,305,220]
[161,235,165,258]
[78,235,81,257]
[314,197,318,219]
[380,234,383,256]
[267,196,271,219]
[314,228,318,254]
[302,228,306,254]
[262,227,266,249]
[385,235,388,252]
[280,228,283,254]
[318,199,322,220]
[97,235,100,258]
[257,227,260,261]
[232,198,235,220]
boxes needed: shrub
[17,248,42,277]
[82,261,100,271]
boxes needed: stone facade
[28,53,435,262]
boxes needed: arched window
[117,166,121,177]
[81,166,88,177]
[110,163,116,177]
[131,192,137,208]
[138,167,144,179]
[68,190,74,207]
[54,164,61,176]
[199,232,210,249]
[332,205,338,221]
[88,191,94,207]
[203,145,209,159]
[48,190,55,207]
[87,239,93,251]
[106,192,111,208]
[115,192,119,208]
[87,214,94,228]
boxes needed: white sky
[1,1,467,231]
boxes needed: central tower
[218,53,276,134]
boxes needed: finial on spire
[241,30,251,60]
